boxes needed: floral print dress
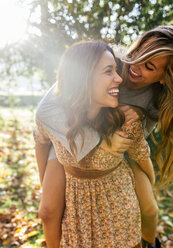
[35,120,150,248]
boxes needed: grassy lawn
[0,107,173,247]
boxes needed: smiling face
[88,51,122,119]
[126,55,169,90]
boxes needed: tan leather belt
[64,163,120,179]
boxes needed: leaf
[2,239,11,245]
[168,212,173,218]
[23,231,39,241]
[168,234,173,241]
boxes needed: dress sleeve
[33,120,51,146]
[121,120,150,161]
[48,145,57,160]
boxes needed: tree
[1,0,173,85]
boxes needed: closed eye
[103,64,117,74]
[105,69,112,74]
[145,62,154,71]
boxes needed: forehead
[138,37,170,68]
[97,50,116,68]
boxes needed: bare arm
[134,158,155,185]
[33,120,52,185]
[39,158,65,248]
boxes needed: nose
[131,64,140,71]
[114,72,122,84]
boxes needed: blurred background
[0,0,173,247]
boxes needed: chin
[110,102,118,108]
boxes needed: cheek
[151,71,164,82]
[141,66,150,75]
[142,70,157,80]
[131,65,137,70]
[158,71,165,81]
[93,86,108,103]
[91,78,98,95]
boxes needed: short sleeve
[33,120,51,146]
[121,120,150,161]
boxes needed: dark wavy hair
[56,40,124,157]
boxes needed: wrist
[100,139,111,151]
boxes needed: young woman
[105,26,173,248]
[117,25,173,248]
[34,40,152,247]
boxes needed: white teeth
[108,89,119,94]
[130,68,141,77]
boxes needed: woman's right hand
[100,130,132,157]
[119,105,144,125]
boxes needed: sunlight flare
[0,0,29,47]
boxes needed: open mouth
[129,67,142,79]
[107,87,119,97]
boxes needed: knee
[141,201,159,218]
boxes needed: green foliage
[44,0,173,44]
[1,0,173,85]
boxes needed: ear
[160,79,165,85]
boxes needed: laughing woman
[34,40,152,247]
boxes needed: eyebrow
[148,61,157,70]
[103,64,117,70]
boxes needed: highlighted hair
[123,25,173,185]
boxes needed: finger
[125,112,139,121]
[116,130,128,138]
[125,110,138,118]
[111,140,132,151]
[116,134,133,143]
[118,143,132,150]
[112,151,124,157]
[119,105,130,112]
[117,148,128,153]
[125,119,137,125]
[125,115,132,122]
[112,136,132,146]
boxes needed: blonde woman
[121,26,173,182]
[117,25,173,248]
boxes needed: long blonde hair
[122,25,173,185]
